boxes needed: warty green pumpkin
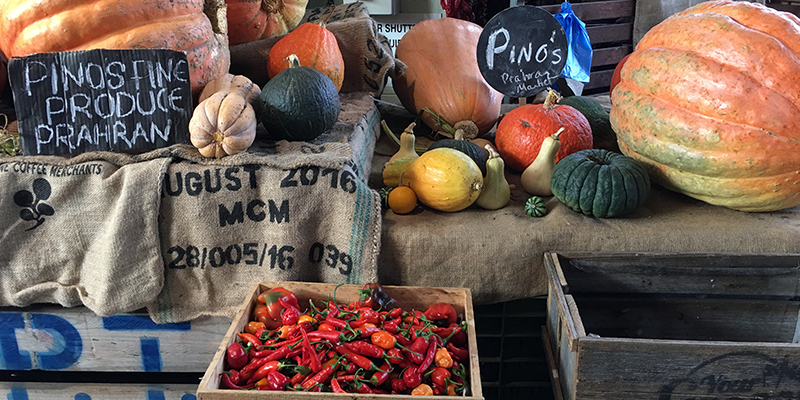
[551,149,650,218]
[610,0,800,212]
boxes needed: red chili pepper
[350,307,380,327]
[279,297,301,326]
[289,368,310,386]
[424,302,457,325]
[386,347,404,365]
[402,366,423,388]
[237,332,262,348]
[403,310,424,325]
[430,366,451,390]
[369,361,392,386]
[371,331,396,350]
[324,313,350,330]
[356,382,377,393]
[387,307,403,320]
[357,283,399,311]
[301,328,322,373]
[246,360,282,384]
[307,330,349,343]
[331,377,346,393]
[300,358,339,389]
[224,369,241,386]
[344,340,385,359]
[225,342,249,370]
[266,370,289,391]
[383,318,401,334]
[220,371,256,390]
[447,342,469,361]
[390,377,408,393]
[416,336,440,374]
[335,345,387,372]
[356,324,382,338]
[407,336,429,365]
[256,287,300,329]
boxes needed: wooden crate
[197,281,483,399]
[543,252,800,400]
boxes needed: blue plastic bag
[554,2,593,84]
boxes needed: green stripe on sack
[348,180,374,284]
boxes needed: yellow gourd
[520,127,564,196]
[475,145,510,210]
[401,147,483,212]
[383,122,420,187]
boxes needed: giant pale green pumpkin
[610,0,800,212]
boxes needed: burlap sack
[147,93,382,323]
[0,152,169,316]
[229,2,405,98]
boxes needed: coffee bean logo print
[14,178,55,231]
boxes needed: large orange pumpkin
[611,0,800,212]
[267,20,344,91]
[495,91,593,172]
[0,0,230,97]
[225,0,308,45]
[392,18,504,137]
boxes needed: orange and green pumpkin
[0,0,230,98]
[611,0,800,212]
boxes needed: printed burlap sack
[229,2,405,98]
[147,93,382,323]
[0,152,169,316]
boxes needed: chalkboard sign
[477,5,568,98]
[8,49,192,156]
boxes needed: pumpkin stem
[285,54,301,69]
[212,131,225,143]
[453,120,479,141]
[543,89,562,110]
[315,6,336,27]
[420,107,456,138]
[261,0,283,15]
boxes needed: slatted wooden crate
[197,281,483,399]
[0,305,231,399]
[538,0,634,94]
[543,252,800,400]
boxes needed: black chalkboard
[477,5,568,98]
[8,49,192,156]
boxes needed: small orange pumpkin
[392,18,504,137]
[494,90,593,172]
[225,0,309,45]
[267,17,344,91]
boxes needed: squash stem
[381,120,427,154]
[420,107,456,137]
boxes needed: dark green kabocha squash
[551,149,650,218]
[256,54,340,141]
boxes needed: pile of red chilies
[220,284,470,395]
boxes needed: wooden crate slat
[0,306,230,372]
[0,382,198,400]
[591,45,633,68]
[586,22,633,45]
[575,296,799,343]
[539,0,635,22]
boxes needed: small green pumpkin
[256,54,341,141]
[551,149,650,218]
[525,196,547,217]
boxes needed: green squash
[525,196,547,217]
[551,149,650,218]
[256,54,341,142]
[558,96,619,153]
[427,139,488,176]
